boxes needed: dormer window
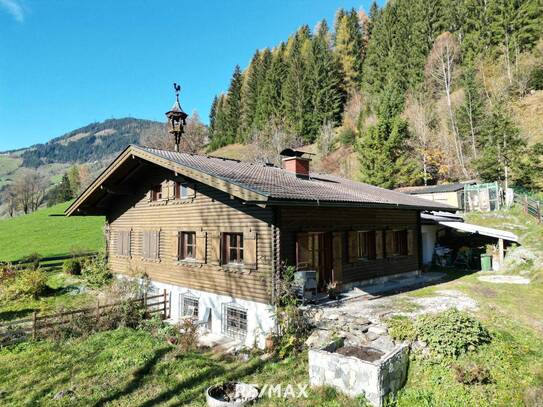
[151,184,162,201]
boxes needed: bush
[338,127,356,146]
[453,362,493,385]
[1,268,48,300]
[386,315,417,342]
[22,252,42,269]
[528,66,543,90]
[63,258,82,275]
[81,254,112,288]
[416,309,491,358]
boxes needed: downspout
[417,210,423,274]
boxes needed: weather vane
[165,82,188,152]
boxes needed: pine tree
[209,95,218,134]
[474,103,525,187]
[358,115,421,188]
[307,20,345,137]
[255,44,287,129]
[224,65,243,143]
[282,26,313,141]
[209,94,229,150]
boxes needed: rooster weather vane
[165,82,188,152]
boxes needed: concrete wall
[146,278,276,349]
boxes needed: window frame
[222,233,244,265]
[357,230,377,260]
[174,181,190,200]
[222,303,248,339]
[392,230,408,256]
[150,184,163,201]
[178,231,197,261]
[181,294,199,318]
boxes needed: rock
[366,331,380,341]
[53,390,74,400]
[371,336,396,352]
[326,313,340,321]
[305,329,336,349]
[259,353,273,362]
[368,325,388,335]
[344,332,368,347]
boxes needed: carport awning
[438,221,519,242]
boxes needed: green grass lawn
[0,201,104,262]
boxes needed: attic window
[174,181,190,199]
[151,185,162,201]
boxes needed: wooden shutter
[125,230,131,256]
[347,231,358,263]
[210,231,221,265]
[385,230,394,258]
[154,230,160,259]
[172,231,180,260]
[244,231,257,269]
[407,230,415,256]
[375,231,384,259]
[195,231,207,263]
[142,231,149,259]
[332,232,343,283]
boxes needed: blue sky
[0,0,379,151]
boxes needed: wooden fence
[514,194,542,223]
[0,290,170,347]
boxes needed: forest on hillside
[208,0,543,190]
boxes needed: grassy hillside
[0,201,104,262]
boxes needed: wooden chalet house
[66,144,453,347]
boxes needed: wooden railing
[0,290,170,347]
[513,194,542,223]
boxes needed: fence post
[163,289,167,319]
[143,291,148,313]
[32,311,37,340]
[524,195,529,215]
[96,300,100,322]
[537,201,541,224]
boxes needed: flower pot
[206,382,259,406]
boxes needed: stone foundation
[308,338,409,407]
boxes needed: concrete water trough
[308,338,409,407]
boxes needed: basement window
[150,184,162,201]
[222,303,247,339]
[181,295,199,318]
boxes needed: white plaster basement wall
[147,279,276,349]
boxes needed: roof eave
[262,198,457,211]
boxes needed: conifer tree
[209,95,218,134]
[224,65,243,143]
[282,26,313,141]
[307,20,345,136]
[240,50,262,140]
[334,9,365,93]
[256,44,287,129]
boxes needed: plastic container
[480,254,492,271]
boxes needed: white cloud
[0,0,25,23]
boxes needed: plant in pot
[327,281,339,300]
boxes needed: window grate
[181,295,199,318]
[221,303,247,339]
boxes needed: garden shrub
[62,258,82,275]
[1,268,48,300]
[81,254,112,288]
[139,314,178,341]
[22,252,42,269]
[338,127,356,146]
[528,66,543,90]
[415,309,491,358]
[386,315,417,342]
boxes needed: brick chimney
[282,156,311,177]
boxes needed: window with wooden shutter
[222,233,243,264]
[150,185,162,201]
[347,231,358,263]
[174,182,195,200]
[244,232,257,269]
[179,232,196,260]
[375,231,384,259]
[387,230,408,257]
[358,231,376,260]
[142,230,160,260]
[116,230,131,257]
[407,230,415,256]
[210,232,221,265]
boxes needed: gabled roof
[395,182,476,195]
[65,145,457,216]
